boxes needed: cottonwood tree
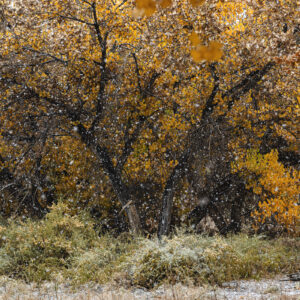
[0,0,298,235]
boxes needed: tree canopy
[0,0,299,236]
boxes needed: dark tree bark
[227,199,242,233]
[158,151,189,238]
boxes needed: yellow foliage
[136,0,156,16]
[191,41,223,62]
[189,0,205,7]
[160,0,172,8]
[190,31,201,46]
[233,150,300,235]
[0,0,298,234]
[189,32,223,62]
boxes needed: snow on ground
[0,276,299,299]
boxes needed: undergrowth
[124,232,299,288]
[0,202,98,282]
[0,203,299,289]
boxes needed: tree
[0,0,298,236]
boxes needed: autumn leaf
[136,0,156,16]
[190,31,201,46]
[189,0,205,7]
[191,41,223,62]
[160,0,172,8]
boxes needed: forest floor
[0,275,299,300]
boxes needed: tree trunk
[126,204,142,235]
[77,126,142,234]
[94,145,142,234]
[158,151,189,238]
[228,199,242,233]
[227,182,245,234]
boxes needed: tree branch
[201,64,220,120]
[22,47,68,65]
[57,14,94,26]
[222,62,275,110]
[132,52,142,95]
[91,2,103,47]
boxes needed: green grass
[0,204,299,289]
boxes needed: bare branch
[91,2,103,47]
[223,62,275,110]
[57,14,94,26]
[132,52,142,95]
[201,64,220,120]
[79,0,93,6]
[116,0,128,9]
[22,46,68,65]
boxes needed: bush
[0,201,98,282]
[0,212,298,288]
[122,233,299,288]
[66,234,138,285]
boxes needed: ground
[0,276,299,300]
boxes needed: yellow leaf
[160,0,172,8]
[191,41,223,62]
[136,0,156,16]
[189,0,205,7]
[190,32,201,46]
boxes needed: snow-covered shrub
[122,233,299,288]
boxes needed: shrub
[67,234,138,285]
[0,201,98,282]
[122,233,299,288]
[0,212,298,289]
